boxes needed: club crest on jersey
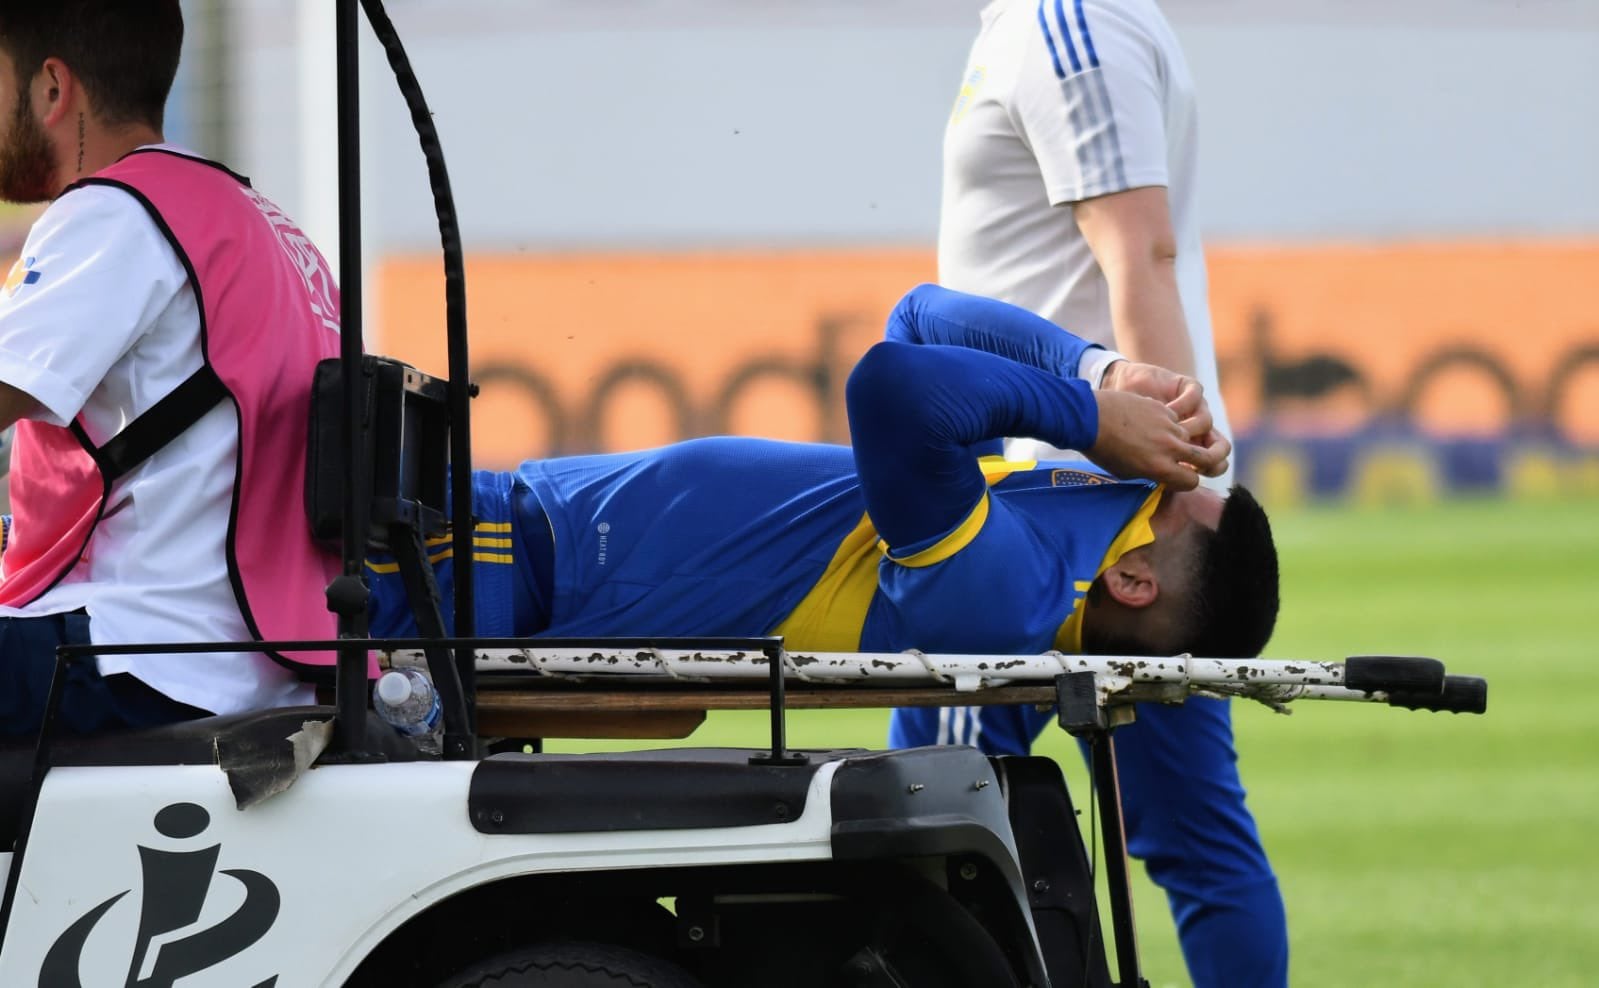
[3,256,41,296]
[1051,468,1113,487]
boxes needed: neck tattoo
[77,113,85,172]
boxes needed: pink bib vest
[0,150,346,668]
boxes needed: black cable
[358,0,478,745]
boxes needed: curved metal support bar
[357,0,477,749]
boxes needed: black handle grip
[1387,675,1488,715]
[1343,655,1446,694]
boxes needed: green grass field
[553,495,1599,986]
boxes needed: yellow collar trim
[1054,485,1165,653]
[876,457,1039,567]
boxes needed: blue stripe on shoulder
[1074,0,1101,68]
[1035,0,1067,79]
[1053,0,1084,73]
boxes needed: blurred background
[6,1,1594,984]
[149,0,1599,507]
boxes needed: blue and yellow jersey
[369,283,1166,654]
[368,444,1157,655]
[491,440,1154,655]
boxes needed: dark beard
[0,93,56,204]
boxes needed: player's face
[1152,486,1225,542]
[0,57,55,205]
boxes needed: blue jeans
[0,611,208,738]
[889,698,1289,988]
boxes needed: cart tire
[442,941,704,988]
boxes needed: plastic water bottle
[373,668,442,753]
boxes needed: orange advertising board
[376,251,933,467]
[376,244,1599,479]
[1206,243,1599,442]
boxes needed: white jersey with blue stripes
[938,0,1231,480]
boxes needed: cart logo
[39,802,280,987]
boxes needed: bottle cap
[376,671,414,706]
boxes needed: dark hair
[0,1,183,129]
[1183,485,1280,658]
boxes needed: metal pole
[1090,733,1144,988]
[331,0,371,756]
[750,644,806,766]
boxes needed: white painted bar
[386,647,1351,694]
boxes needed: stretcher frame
[376,643,1488,740]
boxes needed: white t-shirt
[939,0,1232,482]
[0,148,314,714]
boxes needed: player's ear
[1100,548,1159,610]
[35,59,74,127]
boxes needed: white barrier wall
[230,0,1599,250]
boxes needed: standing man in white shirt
[0,0,344,737]
[915,2,1288,985]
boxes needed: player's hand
[1100,360,1231,479]
[1088,390,1228,490]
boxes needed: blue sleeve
[884,283,1100,377]
[845,340,1098,551]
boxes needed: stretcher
[378,641,1488,739]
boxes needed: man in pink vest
[0,2,340,736]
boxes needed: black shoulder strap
[73,364,229,484]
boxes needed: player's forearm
[0,381,39,434]
[885,283,1094,376]
[1101,252,1198,377]
[845,342,1097,548]
[1074,185,1198,378]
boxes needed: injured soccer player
[368,283,1277,672]
[365,283,1283,983]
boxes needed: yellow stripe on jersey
[976,456,1037,481]
[1054,486,1164,653]
[879,458,1037,567]
[364,547,454,574]
[473,552,514,564]
[779,459,1042,649]
[473,536,513,549]
[886,493,991,569]
[476,521,512,533]
[773,512,882,652]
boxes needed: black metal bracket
[749,642,808,767]
[1055,671,1107,736]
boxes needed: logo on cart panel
[40,802,281,987]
